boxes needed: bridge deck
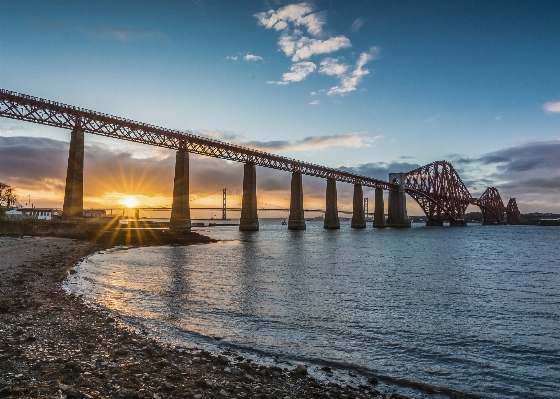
[0,90,397,191]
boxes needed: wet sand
[0,234,409,399]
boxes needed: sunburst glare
[120,196,139,208]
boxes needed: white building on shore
[4,208,60,220]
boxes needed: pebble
[295,364,308,375]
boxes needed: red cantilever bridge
[0,89,520,230]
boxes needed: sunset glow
[120,196,139,208]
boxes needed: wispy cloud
[326,47,380,96]
[309,100,319,105]
[350,18,365,32]
[319,57,348,77]
[341,161,422,181]
[255,3,325,36]
[450,139,560,210]
[256,2,377,94]
[226,53,264,62]
[35,15,169,43]
[279,35,351,62]
[244,54,264,61]
[543,101,560,113]
[245,133,381,152]
[78,25,170,42]
[425,114,441,122]
[268,61,316,85]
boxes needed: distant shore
[0,230,413,399]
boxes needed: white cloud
[319,57,348,77]
[268,61,316,85]
[350,18,365,32]
[255,3,378,97]
[309,100,319,105]
[267,80,289,86]
[543,101,560,113]
[327,47,380,95]
[244,54,263,61]
[254,3,325,36]
[225,55,238,61]
[244,132,379,152]
[310,91,316,96]
[279,35,351,62]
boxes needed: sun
[121,196,139,208]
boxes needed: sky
[1,0,559,216]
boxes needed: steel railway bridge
[0,90,521,230]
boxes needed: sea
[64,221,560,399]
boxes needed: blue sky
[1,0,559,213]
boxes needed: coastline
[0,234,414,399]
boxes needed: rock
[295,364,308,375]
[321,366,332,373]
[194,395,202,399]
[197,378,213,388]
[367,376,379,386]
[219,389,230,396]
[114,348,128,356]
[59,384,69,391]
[162,381,174,390]
[224,367,232,373]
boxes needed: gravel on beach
[0,235,410,399]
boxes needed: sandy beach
[0,234,409,399]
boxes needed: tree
[0,182,20,208]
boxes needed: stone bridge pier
[239,163,259,231]
[387,172,411,228]
[373,188,387,228]
[169,144,191,232]
[351,184,366,228]
[324,178,340,229]
[62,119,84,219]
[288,172,306,230]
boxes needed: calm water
[65,221,560,398]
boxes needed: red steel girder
[473,187,505,224]
[0,89,397,191]
[404,161,472,221]
[505,198,521,224]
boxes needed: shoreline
[1,233,424,399]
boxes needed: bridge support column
[373,188,386,228]
[169,147,191,232]
[387,172,411,228]
[351,184,366,228]
[450,220,467,226]
[324,178,340,229]
[288,172,306,230]
[62,120,84,219]
[239,163,259,231]
[426,220,444,226]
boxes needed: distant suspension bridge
[99,188,363,220]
